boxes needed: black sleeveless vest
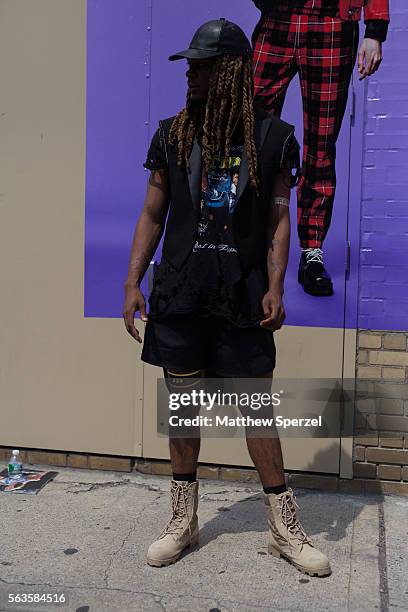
[158,110,298,282]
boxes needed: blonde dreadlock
[169,54,260,194]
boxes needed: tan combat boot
[147,480,199,567]
[264,488,331,577]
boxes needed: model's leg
[252,13,298,116]
[167,368,203,477]
[169,438,200,477]
[296,16,359,294]
[147,367,205,568]
[244,368,331,577]
[297,16,358,247]
[244,369,286,489]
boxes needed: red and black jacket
[340,0,389,21]
[343,0,389,40]
[253,0,390,42]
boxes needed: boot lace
[160,482,192,538]
[278,488,312,548]
[304,248,323,265]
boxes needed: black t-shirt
[144,122,300,328]
[193,143,243,289]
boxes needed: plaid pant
[252,9,359,248]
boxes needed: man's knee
[162,368,205,438]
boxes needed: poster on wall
[85,0,359,330]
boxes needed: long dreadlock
[169,54,260,194]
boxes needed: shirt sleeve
[280,130,301,189]
[143,121,168,171]
[364,19,389,43]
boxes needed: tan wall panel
[0,1,143,456]
[274,325,345,377]
[340,328,357,478]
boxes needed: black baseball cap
[168,18,252,62]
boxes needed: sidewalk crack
[103,493,162,588]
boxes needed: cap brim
[168,48,223,61]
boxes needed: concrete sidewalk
[0,467,407,612]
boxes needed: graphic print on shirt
[194,146,243,255]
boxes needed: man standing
[252,0,390,295]
[123,19,331,577]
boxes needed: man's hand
[123,284,148,343]
[260,288,286,331]
[358,39,382,80]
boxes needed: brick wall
[352,2,408,493]
[359,0,408,331]
[354,331,408,494]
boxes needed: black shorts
[141,314,276,377]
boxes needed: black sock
[172,472,197,483]
[263,483,287,495]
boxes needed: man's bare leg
[244,369,285,488]
[246,436,285,487]
[167,368,205,475]
[245,371,331,576]
[146,368,204,567]
[169,437,201,474]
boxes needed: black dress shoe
[298,248,333,296]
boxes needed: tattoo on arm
[267,251,283,273]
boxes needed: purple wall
[85,1,407,332]
[84,0,151,318]
[359,0,408,331]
